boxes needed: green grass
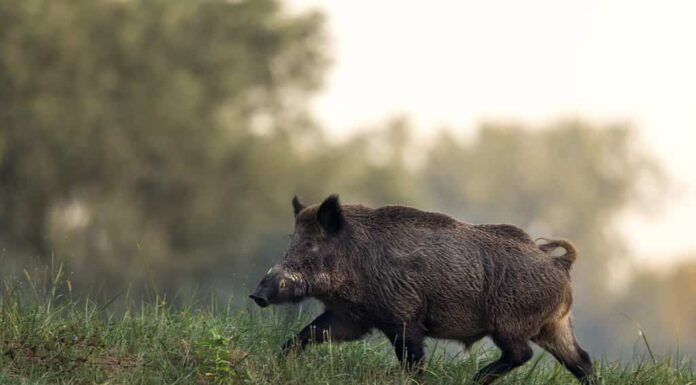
[0,269,694,384]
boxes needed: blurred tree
[308,117,422,206]
[0,0,327,290]
[615,260,696,356]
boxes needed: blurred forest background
[1,0,694,360]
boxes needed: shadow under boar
[249,195,594,385]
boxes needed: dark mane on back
[371,205,458,228]
[474,224,533,244]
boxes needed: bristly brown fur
[255,195,594,385]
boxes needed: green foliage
[0,0,328,292]
[0,273,693,384]
[196,327,242,381]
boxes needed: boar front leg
[384,326,426,371]
[281,311,369,355]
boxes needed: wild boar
[249,195,594,385]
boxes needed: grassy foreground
[0,272,694,384]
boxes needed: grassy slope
[0,276,693,384]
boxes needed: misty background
[1,0,694,360]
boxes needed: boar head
[249,194,349,307]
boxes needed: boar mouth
[249,293,269,307]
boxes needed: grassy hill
[0,272,693,385]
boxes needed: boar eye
[279,280,287,289]
[304,240,314,249]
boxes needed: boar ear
[317,194,343,235]
[292,195,305,217]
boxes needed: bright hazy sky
[288,0,696,269]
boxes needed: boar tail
[536,238,577,271]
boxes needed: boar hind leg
[281,311,369,355]
[472,334,533,385]
[533,316,594,384]
[384,326,426,371]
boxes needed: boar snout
[250,265,306,307]
[249,291,269,307]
